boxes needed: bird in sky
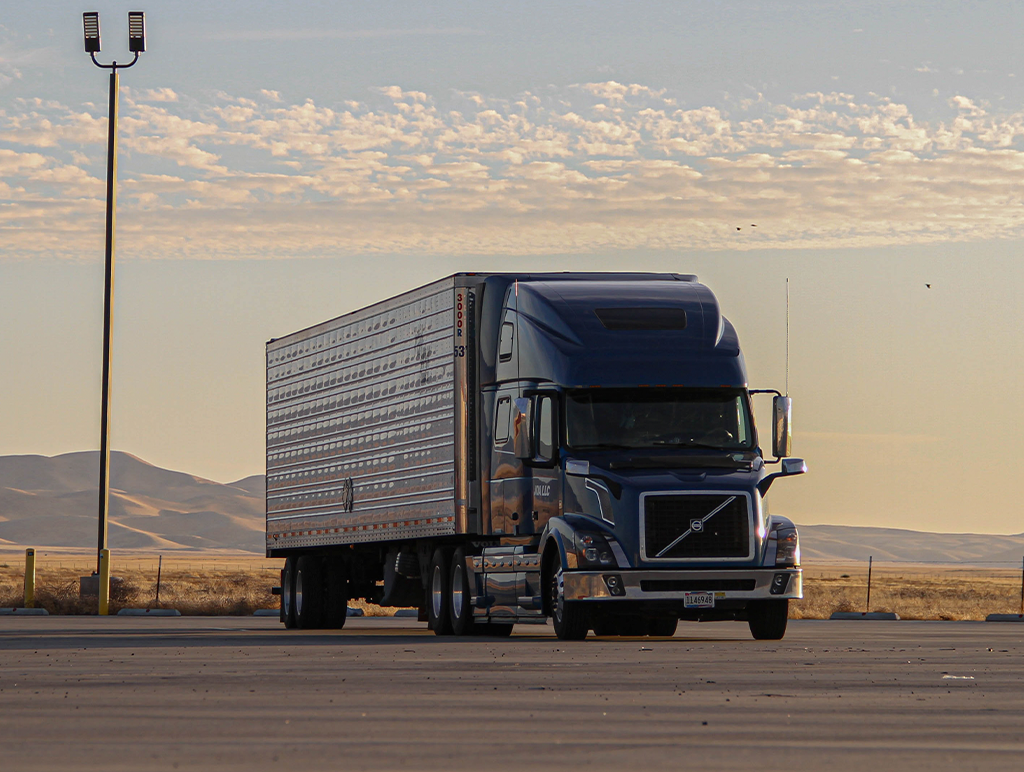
[925,284,931,289]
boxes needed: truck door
[528,392,560,534]
[489,391,516,534]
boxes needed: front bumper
[561,568,802,602]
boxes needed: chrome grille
[643,494,750,559]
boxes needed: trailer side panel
[266,278,457,552]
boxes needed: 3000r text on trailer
[266,273,805,640]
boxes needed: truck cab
[469,275,804,640]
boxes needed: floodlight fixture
[83,12,101,54]
[128,12,146,53]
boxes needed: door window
[536,395,555,462]
[494,396,511,444]
[499,322,515,362]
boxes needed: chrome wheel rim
[451,564,464,620]
[431,565,443,619]
[283,571,291,616]
[550,568,564,624]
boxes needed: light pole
[82,11,146,615]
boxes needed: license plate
[684,591,715,609]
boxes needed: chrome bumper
[561,568,802,602]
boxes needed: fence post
[154,554,163,608]
[24,548,36,608]
[865,555,873,613]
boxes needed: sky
[1,1,1023,534]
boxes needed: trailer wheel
[323,559,349,630]
[747,599,789,640]
[546,562,589,641]
[428,548,454,635]
[449,547,476,636]
[295,555,326,629]
[282,556,298,629]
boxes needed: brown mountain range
[0,452,264,553]
[2,452,1022,564]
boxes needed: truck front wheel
[747,599,789,640]
[546,563,589,641]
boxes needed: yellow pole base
[98,548,111,616]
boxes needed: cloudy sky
[2,1,1023,534]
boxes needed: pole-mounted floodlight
[83,11,144,68]
[128,11,146,53]
[80,11,147,615]
[83,12,101,53]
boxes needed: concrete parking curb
[0,607,49,616]
[116,608,181,616]
[986,614,1024,622]
[830,611,901,620]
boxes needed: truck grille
[642,494,751,560]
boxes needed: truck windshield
[565,388,755,451]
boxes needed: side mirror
[772,395,792,458]
[757,457,806,496]
[513,397,533,459]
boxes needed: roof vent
[594,307,688,330]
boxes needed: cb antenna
[785,277,790,397]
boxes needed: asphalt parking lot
[1,616,1022,771]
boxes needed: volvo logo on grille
[654,495,738,558]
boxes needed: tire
[647,617,678,637]
[475,623,514,637]
[282,556,298,629]
[323,559,349,630]
[747,599,789,640]
[449,547,476,636]
[592,616,640,636]
[295,555,326,630]
[428,547,453,636]
[546,558,589,641]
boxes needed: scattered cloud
[2,82,1024,259]
[205,27,485,43]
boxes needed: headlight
[574,531,617,568]
[773,526,800,567]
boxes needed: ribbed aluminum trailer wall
[266,278,460,553]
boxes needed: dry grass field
[0,551,398,616]
[2,551,1023,620]
[794,563,1024,620]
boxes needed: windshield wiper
[650,440,725,449]
[573,442,633,450]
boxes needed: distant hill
[0,452,265,553]
[2,453,1023,564]
[796,524,1024,566]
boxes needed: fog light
[770,573,790,595]
[603,574,626,596]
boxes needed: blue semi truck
[266,273,805,640]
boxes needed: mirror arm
[757,473,782,497]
